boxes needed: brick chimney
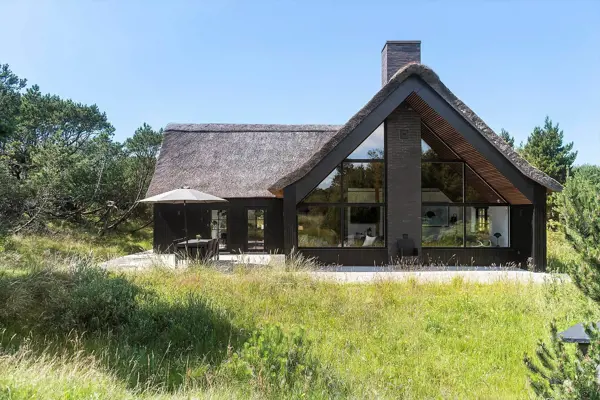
[381,41,421,86]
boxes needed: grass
[0,222,152,266]
[0,229,597,398]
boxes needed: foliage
[525,322,600,399]
[555,164,600,301]
[521,116,577,185]
[0,62,162,234]
[2,238,599,398]
[499,128,515,148]
[222,324,345,398]
[0,63,26,140]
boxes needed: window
[465,206,509,247]
[422,205,464,247]
[303,168,341,203]
[421,162,463,202]
[343,162,384,203]
[247,209,265,252]
[348,125,383,159]
[297,206,341,247]
[344,206,385,247]
[421,137,508,248]
[210,209,228,250]
[298,128,385,248]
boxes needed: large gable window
[298,129,385,248]
[421,138,509,248]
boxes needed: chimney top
[381,40,421,86]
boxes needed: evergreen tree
[498,128,515,148]
[521,117,577,184]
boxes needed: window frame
[421,158,511,249]
[298,155,386,249]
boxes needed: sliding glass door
[247,208,266,252]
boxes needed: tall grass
[0,223,152,267]
[1,230,598,398]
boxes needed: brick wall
[386,103,422,260]
[381,41,421,85]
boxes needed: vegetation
[524,166,600,398]
[499,128,515,148]
[0,231,598,399]
[0,63,162,236]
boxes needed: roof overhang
[270,64,562,205]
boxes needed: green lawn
[0,230,597,399]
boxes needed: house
[146,41,561,268]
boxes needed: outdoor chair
[396,236,418,257]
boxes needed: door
[247,208,266,252]
[210,209,228,251]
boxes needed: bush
[525,322,600,399]
[555,165,600,300]
[0,261,142,333]
[221,324,345,398]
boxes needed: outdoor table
[177,239,212,259]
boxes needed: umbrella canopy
[140,187,227,204]
[140,187,227,253]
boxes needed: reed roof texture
[148,64,561,200]
[269,63,562,193]
[146,124,341,198]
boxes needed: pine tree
[521,117,577,184]
[498,129,515,148]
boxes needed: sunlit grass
[0,222,152,267]
[0,230,597,398]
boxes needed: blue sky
[2,0,599,164]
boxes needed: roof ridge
[165,123,342,133]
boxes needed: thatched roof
[149,64,561,201]
[146,124,341,198]
[269,63,562,193]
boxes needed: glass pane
[297,206,341,247]
[348,125,384,159]
[465,166,505,203]
[421,162,463,202]
[422,205,464,247]
[211,209,227,250]
[466,206,509,247]
[303,167,342,203]
[344,206,385,247]
[421,134,460,161]
[343,162,384,203]
[247,209,265,251]
[421,140,438,160]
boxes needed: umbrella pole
[184,200,189,256]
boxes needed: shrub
[0,261,142,334]
[555,165,600,300]
[221,324,345,398]
[525,322,600,399]
[52,264,142,332]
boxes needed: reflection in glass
[211,209,228,250]
[466,206,509,247]
[297,206,341,247]
[343,162,384,203]
[465,166,504,203]
[343,207,385,247]
[303,167,342,203]
[348,125,384,159]
[421,162,463,202]
[247,209,265,252]
[422,205,464,247]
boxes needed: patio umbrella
[140,187,227,249]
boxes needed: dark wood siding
[153,198,283,254]
[422,248,521,267]
[300,248,389,266]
